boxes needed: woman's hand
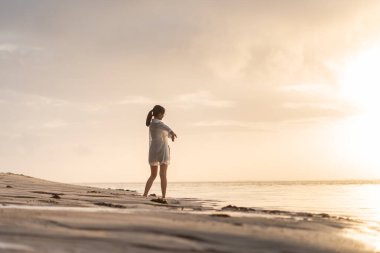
[170,131,177,142]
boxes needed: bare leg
[143,166,158,197]
[159,164,168,199]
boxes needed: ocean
[80,180,380,224]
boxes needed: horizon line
[71,178,380,185]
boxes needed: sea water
[80,180,380,224]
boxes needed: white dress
[148,118,174,166]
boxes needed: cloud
[279,84,336,95]
[192,120,263,128]
[0,89,71,107]
[118,96,153,105]
[1,1,379,127]
[0,43,18,52]
[2,1,380,181]
[190,118,326,132]
[115,91,235,109]
[190,120,278,132]
[0,89,111,113]
[0,43,43,53]
[282,102,339,110]
[0,89,103,138]
[2,1,378,95]
[170,91,236,109]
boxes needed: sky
[1,0,380,183]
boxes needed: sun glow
[338,45,380,110]
[334,45,380,175]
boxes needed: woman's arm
[157,121,177,141]
[169,131,177,141]
[156,121,173,133]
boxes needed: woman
[143,105,177,203]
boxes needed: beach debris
[5,185,12,188]
[116,188,137,192]
[210,213,231,218]
[32,191,64,196]
[318,213,330,218]
[221,205,344,220]
[221,205,255,212]
[149,193,157,197]
[150,198,168,204]
[94,202,126,208]
[87,190,102,193]
[295,212,313,217]
[51,193,61,199]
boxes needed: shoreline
[81,181,379,227]
[0,172,378,252]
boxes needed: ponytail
[146,109,153,126]
[146,105,165,126]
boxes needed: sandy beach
[0,172,377,253]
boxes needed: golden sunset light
[331,45,380,176]
[2,1,380,252]
[0,1,379,183]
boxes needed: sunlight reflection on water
[82,181,380,223]
[343,225,380,252]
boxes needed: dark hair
[146,105,165,126]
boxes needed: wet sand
[0,172,377,252]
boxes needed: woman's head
[146,105,165,126]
